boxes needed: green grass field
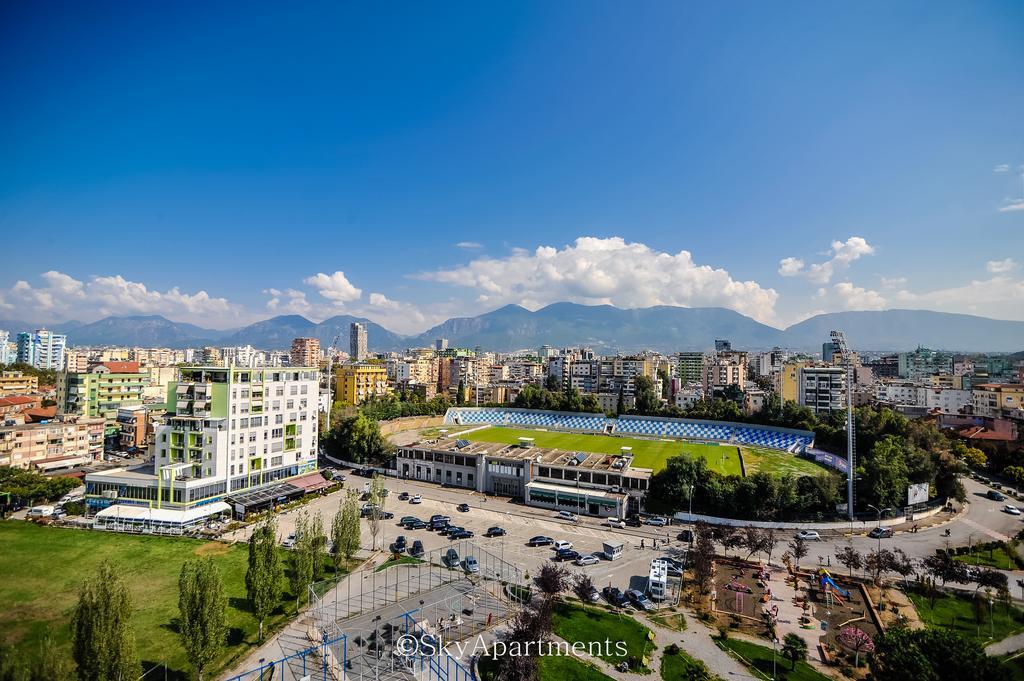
[0,522,337,679]
[460,426,827,477]
[479,652,614,681]
[552,602,654,666]
[720,638,828,681]
[908,591,1024,644]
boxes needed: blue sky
[1,1,1022,333]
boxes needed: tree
[890,548,915,586]
[865,548,896,584]
[245,518,283,642]
[615,387,625,415]
[535,563,569,598]
[871,627,1010,681]
[788,536,809,569]
[922,553,971,589]
[71,561,140,681]
[962,447,987,469]
[691,522,716,595]
[781,633,808,670]
[633,376,662,415]
[861,436,910,510]
[721,528,745,557]
[572,573,596,603]
[835,545,862,577]
[742,526,771,562]
[335,490,361,562]
[307,512,328,581]
[289,512,315,607]
[178,558,227,681]
[366,474,387,551]
[321,413,393,464]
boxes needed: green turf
[478,651,614,681]
[720,638,828,681]
[953,546,1024,570]
[908,591,1024,644]
[661,647,721,680]
[0,522,339,679]
[460,426,827,477]
[552,602,654,667]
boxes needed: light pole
[688,484,694,518]
[867,504,885,552]
[772,637,778,680]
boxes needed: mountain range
[2,304,1023,353]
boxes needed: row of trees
[321,412,393,464]
[0,466,79,509]
[358,393,453,421]
[513,384,601,413]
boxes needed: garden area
[951,541,1024,570]
[660,644,721,681]
[551,601,655,667]
[477,651,612,681]
[718,638,828,681]
[908,589,1024,644]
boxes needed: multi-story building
[898,347,953,381]
[797,366,846,415]
[435,338,449,351]
[290,337,321,368]
[972,384,1024,420]
[116,405,153,450]
[862,354,899,379]
[0,395,42,420]
[58,361,149,422]
[335,363,390,405]
[702,351,747,395]
[64,348,90,373]
[0,370,38,397]
[396,357,438,386]
[0,331,16,365]
[0,415,104,470]
[597,357,655,395]
[350,322,368,361]
[202,347,222,364]
[222,345,261,367]
[16,329,67,370]
[676,352,707,384]
[85,365,320,514]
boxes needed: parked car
[605,518,626,529]
[394,535,407,550]
[1004,505,1022,516]
[443,548,460,568]
[646,516,668,527]
[398,492,410,501]
[410,494,423,504]
[381,511,394,520]
[485,526,506,537]
[409,540,424,558]
[430,514,450,523]
[575,554,600,567]
[444,525,465,537]
[677,529,693,543]
[400,515,420,526]
[583,585,600,602]
[431,519,450,532]
[554,548,580,562]
[795,530,821,541]
[602,586,629,607]
[625,516,643,527]
[557,510,578,522]
[406,519,427,530]
[988,490,1007,501]
[450,529,474,540]
[282,533,296,549]
[868,527,894,539]
[457,503,470,512]
[463,556,480,573]
[553,539,574,551]
[626,589,655,611]
[527,536,554,547]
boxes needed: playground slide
[821,574,851,599]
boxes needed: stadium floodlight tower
[323,332,342,432]
[830,329,856,520]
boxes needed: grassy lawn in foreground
[720,638,828,681]
[478,652,613,681]
[0,522,337,679]
[462,426,825,477]
[661,647,721,680]
[374,555,424,571]
[953,546,1024,570]
[908,590,1024,644]
[552,601,654,665]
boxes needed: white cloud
[832,282,887,310]
[880,276,907,288]
[369,292,400,309]
[417,236,779,323]
[778,236,875,283]
[455,241,483,250]
[2,271,246,327]
[303,271,362,304]
[994,164,1011,173]
[892,276,1024,319]
[777,257,804,276]
[987,258,1019,274]
[264,288,311,314]
[1000,200,1024,213]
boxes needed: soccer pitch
[458,426,827,477]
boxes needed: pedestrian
[641,538,645,549]
[653,539,657,550]
[827,556,831,567]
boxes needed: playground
[805,568,880,666]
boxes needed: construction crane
[323,332,342,431]
[830,329,856,520]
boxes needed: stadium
[394,407,839,519]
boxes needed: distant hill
[782,310,1024,352]
[8,305,1024,352]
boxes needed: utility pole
[830,330,856,520]
[323,333,341,432]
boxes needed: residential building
[0,416,104,470]
[715,339,732,353]
[862,354,899,379]
[0,331,15,365]
[335,363,390,405]
[0,395,42,419]
[676,352,706,384]
[143,366,178,400]
[290,337,321,368]
[64,348,90,373]
[85,365,321,513]
[898,347,953,380]
[202,346,222,364]
[822,341,839,363]
[58,361,150,421]
[703,351,747,394]
[972,384,1024,420]
[743,388,766,415]
[16,329,67,370]
[797,366,846,415]
[350,322,368,361]
[116,405,153,450]
[435,338,449,351]
[0,370,38,397]
[222,345,260,367]
[777,361,810,404]
[596,356,655,395]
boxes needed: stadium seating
[443,408,813,453]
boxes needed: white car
[795,530,821,541]
[410,495,422,504]
[575,554,600,566]
[557,510,578,522]
[646,516,668,527]
[1004,505,1021,516]
[553,539,574,551]
[605,518,626,529]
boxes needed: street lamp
[688,484,694,518]
[866,504,890,552]
[772,637,778,680]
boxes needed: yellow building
[972,384,1024,419]
[0,371,39,397]
[777,361,811,404]
[335,363,391,405]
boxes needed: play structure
[818,569,851,605]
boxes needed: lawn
[719,638,828,681]
[461,426,827,477]
[953,546,1024,570]
[552,601,654,666]
[478,651,613,681]
[908,590,1024,644]
[649,612,688,632]
[661,647,721,681]
[374,555,424,571]
[0,522,340,679]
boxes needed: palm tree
[782,633,808,671]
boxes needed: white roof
[524,480,624,499]
[95,501,230,525]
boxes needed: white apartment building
[798,366,847,415]
[16,329,67,370]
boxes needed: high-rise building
[290,337,321,368]
[798,366,847,415]
[58,361,150,421]
[85,365,320,513]
[0,370,38,397]
[676,352,706,384]
[435,338,449,351]
[822,342,839,363]
[335,363,390,405]
[16,328,67,370]
[0,331,15,365]
[898,347,953,381]
[350,323,368,361]
[714,339,732,353]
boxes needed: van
[27,505,55,518]
[553,539,573,551]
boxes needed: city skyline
[2,2,1022,333]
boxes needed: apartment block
[290,337,321,368]
[898,347,953,380]
[335,363,390,405]
[0,416,104,470]
[0,370,38,397]
[350,322,368,361]
[676,352,706,384]
[58,361,150,421]
[797,366,847,415]
[972,384,1024,420]
[16,329,66,370]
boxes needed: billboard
[907,482,929,506]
